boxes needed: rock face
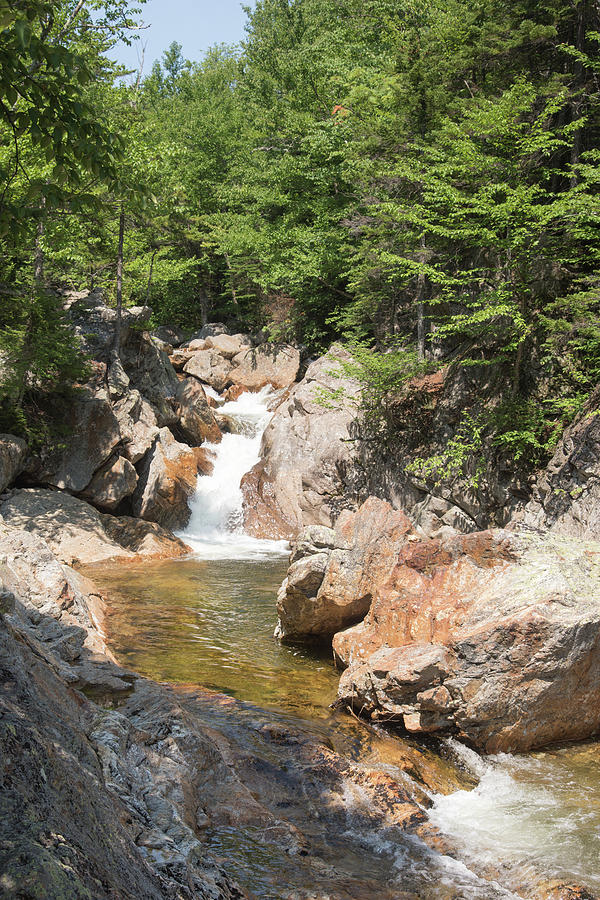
[227,343,300,390]
[120,330,180,427]
[81,454,138,510]
[0,525,242,899]
[276,497,415,640]
[0,488,188,566]
[0,433,27,492]
[242,346,361,539]
[65,289,152,360]
[132,428,204,529]
[520,391,600,540]
[183,349,233,392]
[175,378,222,446]
[32,387,122,493]
[334,527,600,753]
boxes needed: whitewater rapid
[181,386,289,560]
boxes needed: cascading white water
[181,385,289,560]
[428,738,600,893]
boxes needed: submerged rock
[242,345,361,539]
[334,527,600,753]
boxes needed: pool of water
[85,552,600,899]
[87,554,342,717]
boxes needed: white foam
[181,386,289,560]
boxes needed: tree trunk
[416,236,427,361]
[570,0,588,187]
[145,247,157,303]
[112,202,125,356]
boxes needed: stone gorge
[2,293,600,898]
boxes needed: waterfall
[181,385,289,560]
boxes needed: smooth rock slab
[0,488,188,566]
[334,528,600,752]
[242,345,360,539]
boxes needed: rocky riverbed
[3,296,600,898]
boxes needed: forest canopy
[1,0,599,462]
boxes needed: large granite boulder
[132,428,204,529]
[276,497,415,641]
[0,433,27,492]
[0,488,188,566]
[205,333,250,359]
[112,388,159,464]
[242,346,361,539]
[120,330,180,427]
[183,348,233,392]
[518,388,600,540]
[227,343,300,391]
[81,454,138,511]
[175,377,222,446]
[29,387,121,493]
[334,527,600,753]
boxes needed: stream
[86,387,600,900]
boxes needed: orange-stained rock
[334,528,600,752]
[131,428,205,530]
[222,383,248,403]
[275,497,416,640]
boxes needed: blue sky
[112,0,255,75]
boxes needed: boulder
[0,488,188,566]
[0,433,27,492]
[276,498,415,641]
[188,338,207,351]
[152,324,187,347]
[99,514,190,559]
[519,388,600,540]
[32,388,121,493]
[169,348,195,370]
[205,333,249,359]
[183,349,233,392]
[81,454,138,511]
[189,322,229,341]
[131,428,205,529]
[175,377,222,446]
[120,330,181,427]
[242,346,361,539]
[334,527,600,753]
[113,389,160,464]
[227,343,300,391]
